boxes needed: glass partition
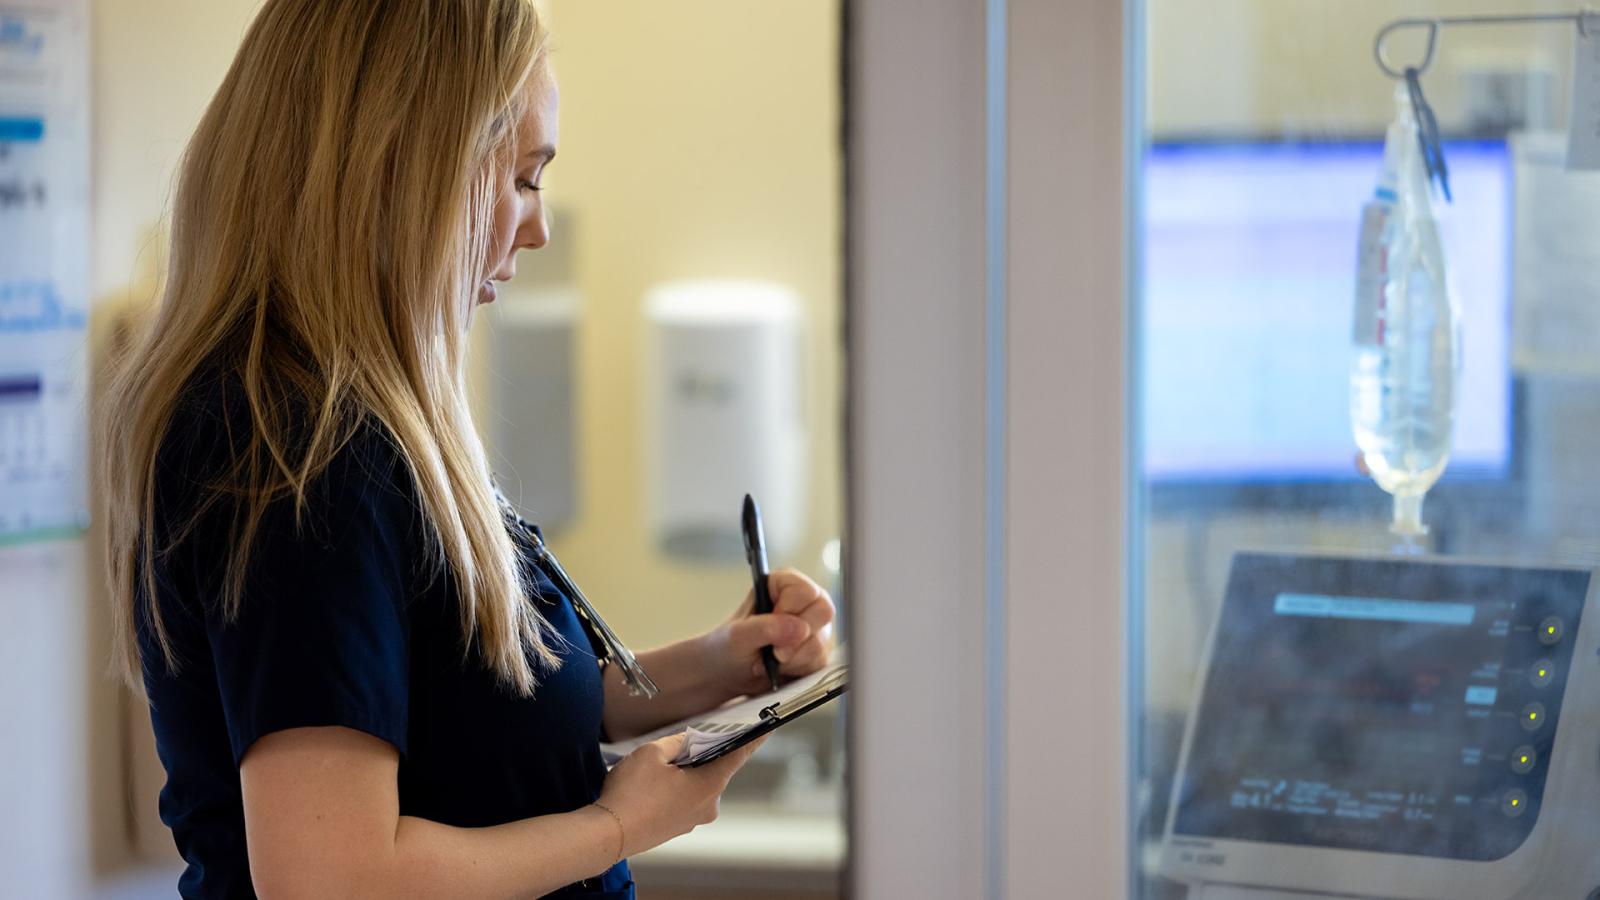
[1133,2,1600,898]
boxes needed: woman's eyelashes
[516,165,546,194]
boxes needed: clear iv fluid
[1349,86,1459,537]
[1349,275,1455,499]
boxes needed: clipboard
[681,665,849,767]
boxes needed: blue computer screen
[1142,141,1512,483]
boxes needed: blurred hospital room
[7,0,1600,898]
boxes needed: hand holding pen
[701,495,836,699]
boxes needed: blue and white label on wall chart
[0,3,90,541]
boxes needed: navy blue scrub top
[138,377,633,899]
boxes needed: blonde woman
[99,2,835,897]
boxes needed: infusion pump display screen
[1172,554,1589,861]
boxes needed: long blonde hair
[101,0,561,695]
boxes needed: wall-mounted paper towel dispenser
[645,281,806,563]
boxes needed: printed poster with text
[0,2,89,541]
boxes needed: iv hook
[1374,18,1440,80]
[1374,10,1599,80]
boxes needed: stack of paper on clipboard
[601,647,849,768]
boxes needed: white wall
[0,542,98,894]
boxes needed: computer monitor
[1142,141,1513,485]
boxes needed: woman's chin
[477,281,498,305]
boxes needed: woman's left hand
[701,568,836,699]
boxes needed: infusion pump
[1158,553,1600,900]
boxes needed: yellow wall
[1149,0,1574,137]
[499,0,843,650]
[92,1,260,302]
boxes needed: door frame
[846,0,1134,896]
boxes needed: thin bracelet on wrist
[591,801,625,869]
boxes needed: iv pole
[1375,9,1599,78]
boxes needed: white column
[847,0,993,897]
[1004,0,1131,897]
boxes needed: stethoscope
[504,498,657,892]
[501,498,660,698]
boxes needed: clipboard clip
[760,666,849,721]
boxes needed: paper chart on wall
[0,2,90,541]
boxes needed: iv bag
[1350,84,1461,539]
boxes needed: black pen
[742,493,782,693]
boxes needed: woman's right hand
[595,732,765,857]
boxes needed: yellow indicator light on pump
[1511,745,1537,774]
[1538,617,1563,646]
[1502,789,1528,817]
[1521,702,1547,732]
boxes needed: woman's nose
[520,206,549,251]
